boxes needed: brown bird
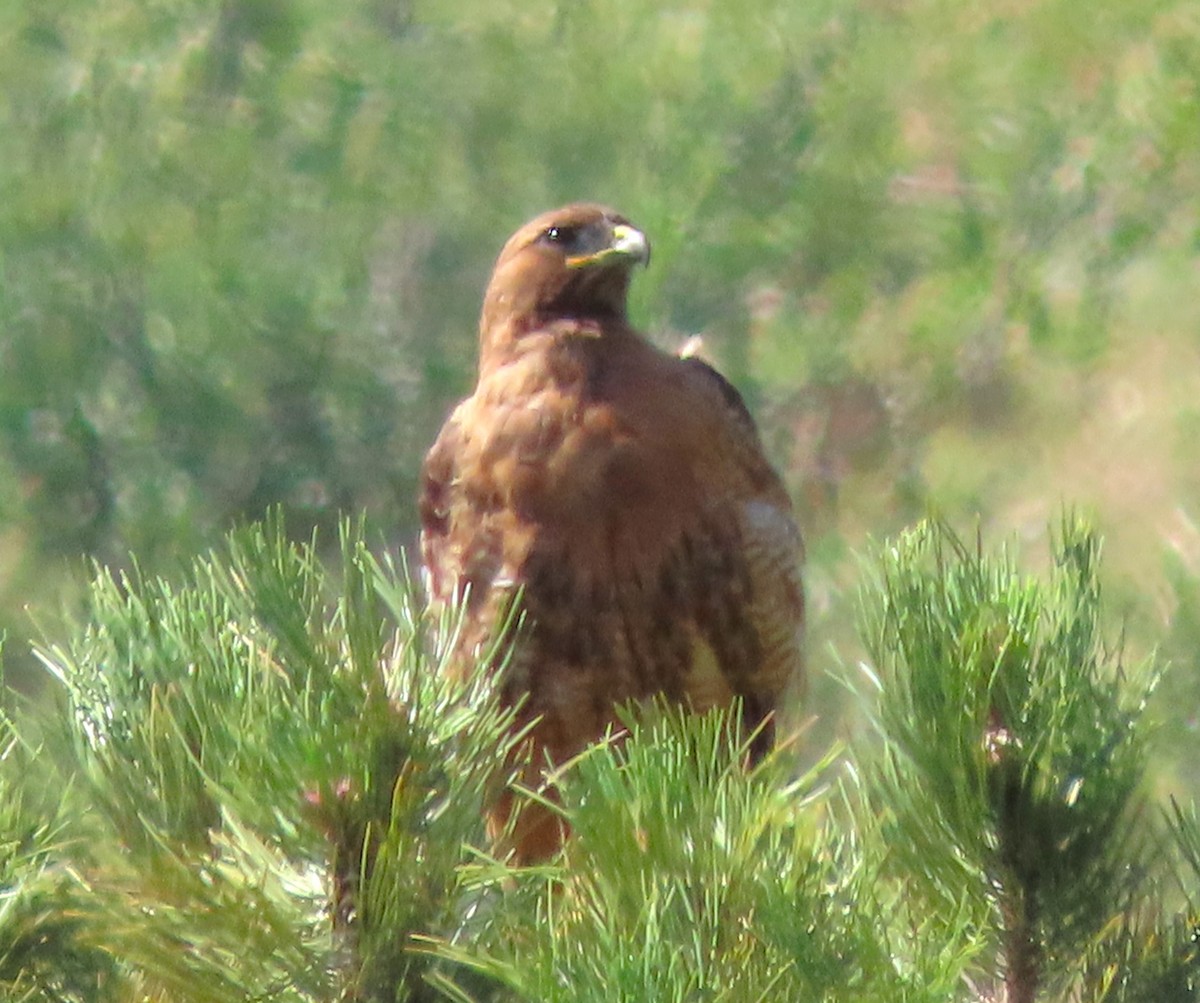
[419,204,804,860]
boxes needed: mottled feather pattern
[419,204,805,859]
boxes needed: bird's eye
[542,225,577,247]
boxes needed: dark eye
[542,225,577,247]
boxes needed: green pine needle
[852,516,1161,998]
[0,512,1192,1001]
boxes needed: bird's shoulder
[677,354,757,432]
[607,339,789,505]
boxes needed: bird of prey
[419,204,804,860]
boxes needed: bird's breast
[470,350,695,530]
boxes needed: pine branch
[1078,902,1200,1003]
[0,723,121,1001]
[429,706,843,1002]
[852,516,1161,1000]
[23,514,525,1001]
[430,704,985,1003]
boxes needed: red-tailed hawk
[420,204,804,860]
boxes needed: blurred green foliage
[2,0,1200,763]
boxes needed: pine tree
[0,514,1196,1001]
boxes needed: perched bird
[419,204,804,860]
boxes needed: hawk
[419,204,804,860]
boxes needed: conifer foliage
[0,516,1196,1001]
[854,519,1171,1001]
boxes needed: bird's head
[480,203,650,346]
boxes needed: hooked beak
[566,222,651,269]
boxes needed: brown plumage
[419,204,804,860]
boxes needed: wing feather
[418,411,462,604]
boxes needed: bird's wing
[679,355,759,434]
[418,408,462,606]
[669,354,805,737]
